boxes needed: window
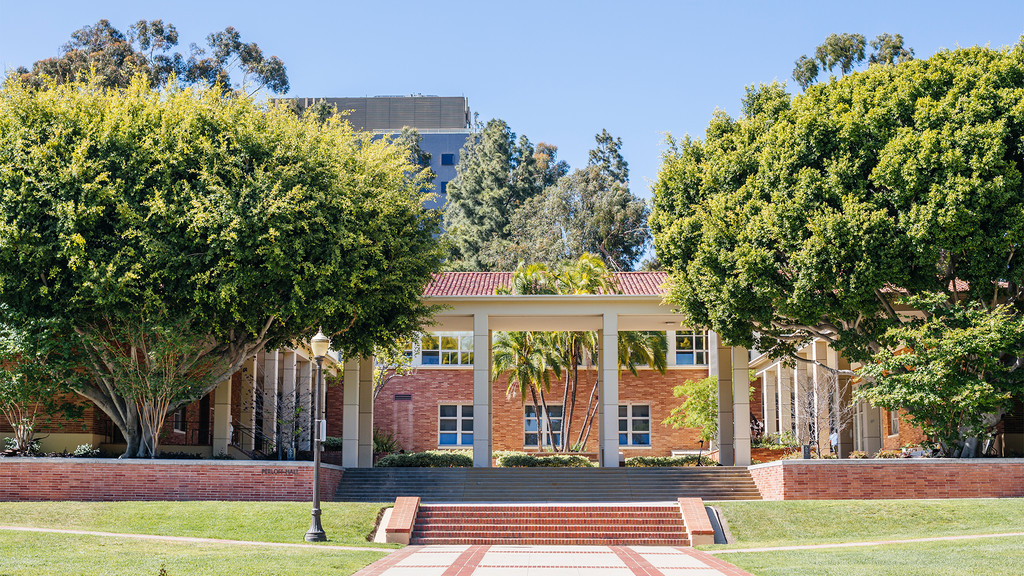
[420,333,474,365]
[890,409,900,435]
[524,405,562,447]
[619,404,651,446]
[675,331,708,365]
[439,404,473,446]
[441,153,455,166]
[439,181,448,194]
[173,407,186,433]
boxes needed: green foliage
[624,455,719,467]
[874,449,905,459]
[664,376,719,442]
[752,431,800,449]
[322,436,344,451]
[72,444,100,458]
[848,450,868,459]
[372,428,402,455]
[0,76,442,456]
[496,452,594,467]
[13,19,289,95]
[374,450,473,468]
[652,39,1024,369]
[791,32,914,90]
[858,295,1024,454]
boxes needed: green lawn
[0,501,396,548]
[707,498,1024,549]
[0,531,386,576]
[722,536,1024,576]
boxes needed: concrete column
[732,346,751,466]
[472,313,492,467]
[711,331,735,466]
[666,330,677,367]
[240,354,257,452]
[358,355,374,467]
[297,358,312,448]
[212,378,232,457]
[263,351,281,452]
[599,314,620,468]
[763,366,777,435]
[812,340,830,452]
[281,351,297,458]
[342,358,360,468]
[778,364,793,434]
[863,402,883,456]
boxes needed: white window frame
[172,407,186,433]
[524,405,563,448]
[413,332,474,367]
[889,409,900,436]
[438,404,474,447]
[618,404,651,447]
[674,331,709,366]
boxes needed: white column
[240,354,257,452]
[212,378,232,457]
[358,355,374,468]
[863,402,883,456]
[778,364,793,434]
[599,313,620,468]
[297,358,312,448]
[666,330,677,367]
[763,367,777,436]
[472,314,492,467]
[282,351,297,458]
[732,346,751,466]
[263,351,281,452]
[711,331,734,466]
[342,358,360,468]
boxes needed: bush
[497,453,594,467]
[375,450,472,467]
[848,450,868,459]
[752,431,800,449]
[874,449,904,459]
[625,455,719,467]
[373,429,402,455]
[322,436,344,451]
[73,444,100,458]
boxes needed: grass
[722,536,1024,576]
[0,501,397,548]
[0,531,386,576]
[706,498,1024,549]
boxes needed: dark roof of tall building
[423,271,669,297]
[285,96,470,131]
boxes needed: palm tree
[492,330,562,450]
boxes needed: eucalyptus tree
[0,76,442,456]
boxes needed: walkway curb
[708,531,1024,554]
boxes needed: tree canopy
[0,76,442,455]
[13,19,289,95]
[651,39,1024,365]
[792,32,914,90]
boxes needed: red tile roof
[423,271,669,297]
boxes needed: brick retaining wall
[0,458,343,502]
[749,459,1024,500]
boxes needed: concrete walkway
[352,544,755,576]
[707,531,1024,554]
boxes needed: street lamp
[305,327,331,542]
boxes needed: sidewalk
[353,544,755,576]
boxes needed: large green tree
[651,40,1024,446]
[792,32,914,90]
[0,77,442,456]
[442,119,562,271]
[14,19,289,95]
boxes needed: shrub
[752,431,800,449]
[373,428,402,455]
[323,436,344,451]
[497,453,594,467]
[874,449,904,459]
[624,455,719,467]
[73,444,100,458]
[375,450,472,467]
[848,450,868,459]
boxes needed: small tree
[373,340,415,400]
[858,295,1024,456]
[792,363,856,456]
[664,376,719,443]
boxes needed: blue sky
[1,1,1022,197]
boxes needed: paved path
[708,531,1024,554]
[0,525,391,552]
[352,545,754,576]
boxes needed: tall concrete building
[290,96,472,210]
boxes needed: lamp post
[305,327,330,542]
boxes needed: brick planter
[0,458,344,502]
[749,458,1024,500]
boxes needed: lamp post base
[304,508,327,542]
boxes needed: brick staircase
[335,467,762,502]
[410,503,690,546]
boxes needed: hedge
[375,450,473,467]
[624,455,719,467]
[497,453,594,467]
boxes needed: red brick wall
[748,460,1024,500]
[882,409,928,450]
[0,394,103,435]
[370,367,711,457]
[0,459,343,502]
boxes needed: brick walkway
[353,544,755,576]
